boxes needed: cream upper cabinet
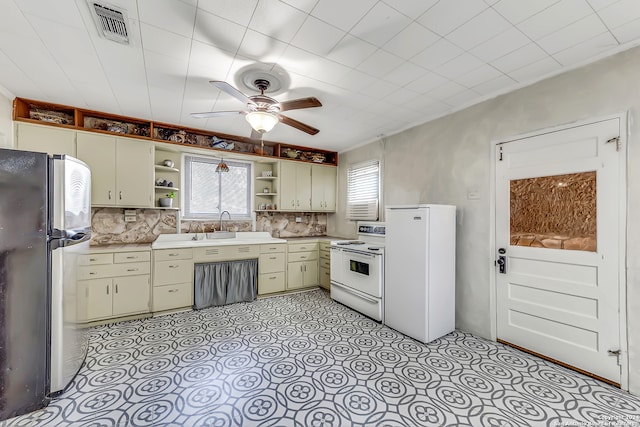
[279,162,311,211]
[15,123,76,156]
[76,132,153,207]
[311,164,336,211]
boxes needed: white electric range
[330,222,385,322]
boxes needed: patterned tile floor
[2,290,639,427]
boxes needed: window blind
[183,155,252,219]
[346,159,380,220]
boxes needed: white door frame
[488,112,629,390]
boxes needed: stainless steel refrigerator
[0,148,91,420]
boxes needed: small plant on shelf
[166,191,176,198]
[159,191,176,208]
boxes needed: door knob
[497,248,506,274]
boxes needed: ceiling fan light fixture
[246,111,279,133]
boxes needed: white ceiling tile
[471,73,517,95]
[281,0,319,13]
[610,16,640,43]
[280,46,351,84]
[586,0,619,10]
[350,2,411,46]
[0,0,38,39]
[410,71,449,94]
[357,49,404,78]
[0,50,41,97]
[334,69,377,92]
[249,0,307,43]
[144,51,188,87]
[598,0,640,29]
[484,0,500,4]
[518,0,594,40]
[537,14,608,54]
[137,0,197,38]
[411,38,464,70]
[186,40,235,80]
[455,64,503,87]
[310,0,376,32]
[384,86,422,106]
[197,0,258,26]
[446,8,512,50]
[383,22,440,60]
[507,56,562,83]
[141,24,191,61]
[425,80,468,100]
[470,26,531,62]
[492,0,560,24]
[552,31,619,64]
[16,0,86,28]
[290,16,345,56]
[435,53,485,79]
[237,30,288,63]
[417,0,488,36]
[445,88,482,107]
[381,0,438,18]
[357,78,399,99]
[490,42,549,73]
[327,35,377,68]
[383,62,428,87]
[193,9,246,53]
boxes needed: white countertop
[89,244,152,253]
[151,232,287,250]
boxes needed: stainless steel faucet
[219,210,231,232]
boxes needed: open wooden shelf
[13,97,339,166]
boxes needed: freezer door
[0,149,50,419]
[49,156,91,394]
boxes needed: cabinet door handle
[169,265,179,268]
[89,272,97,275]
[269,276,277,280]
[168,253,179,257]
[89,257,97,262]
[291,200,295,207]
[269,256,276,260]
[119,191,122,200]
[126,256,138,259]
[127,268,139,272]
[168,289,178,293]
[106,285,109,295]
[304,264,307,272]
[108,190,112,200]
[300,256,306,259]
[115,284,119,293]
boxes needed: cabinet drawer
[320,258,331,269]
[319,250,331,260]
[154,259,193,286]
[193,245,259,262]
[259,253,285,274]
[153,282,192,312]
[78,253,113,266]
[260,243,286,253]
[154,248,193,261]
[114,251,151,263]
[258,272,286,295]
[288,251,318,262]
[319,241,331,251]
[288,242,318,252]
[78,261,150,280]
[319,267,331,289]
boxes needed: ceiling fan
[191,79,322,137]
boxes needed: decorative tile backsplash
[90,208,328,245]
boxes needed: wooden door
[495,118,623,383]
[115,138,153,207]
[76,132,116,206]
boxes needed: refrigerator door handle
[49,227,91,250]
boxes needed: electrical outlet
[124,209,136,216]
[295,217,302,223]
[124,216,136,222]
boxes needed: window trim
[182,154,253,220]
[346,159,380,221]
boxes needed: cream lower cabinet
[76,132,153,207]
[77,250,151,322]
[152,248,194,312]
[258,244,286,295]
[15,122,76,156]
[286,242,318,290]
[319,241,331,290]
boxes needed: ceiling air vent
[89,2,129,44]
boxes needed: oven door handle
[331,282,380,305]
[342,249,379,257]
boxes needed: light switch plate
[295,217,302,223]
[467,190,480,200]
[124,209,136,216]
[124,216,136,222]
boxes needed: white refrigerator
[384,205,456,343]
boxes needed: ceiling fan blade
[190,110,245,118]
[279,114,320,135]
[210,81,254,106]
[279,97,322,112]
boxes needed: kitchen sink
[206,231,236,239]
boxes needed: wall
[330,46,640,394]
[91,208,327,244]
[0,88,13,148]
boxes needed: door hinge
[606,136,621,151]
[498,146,503,161]
[608,349,622,366]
